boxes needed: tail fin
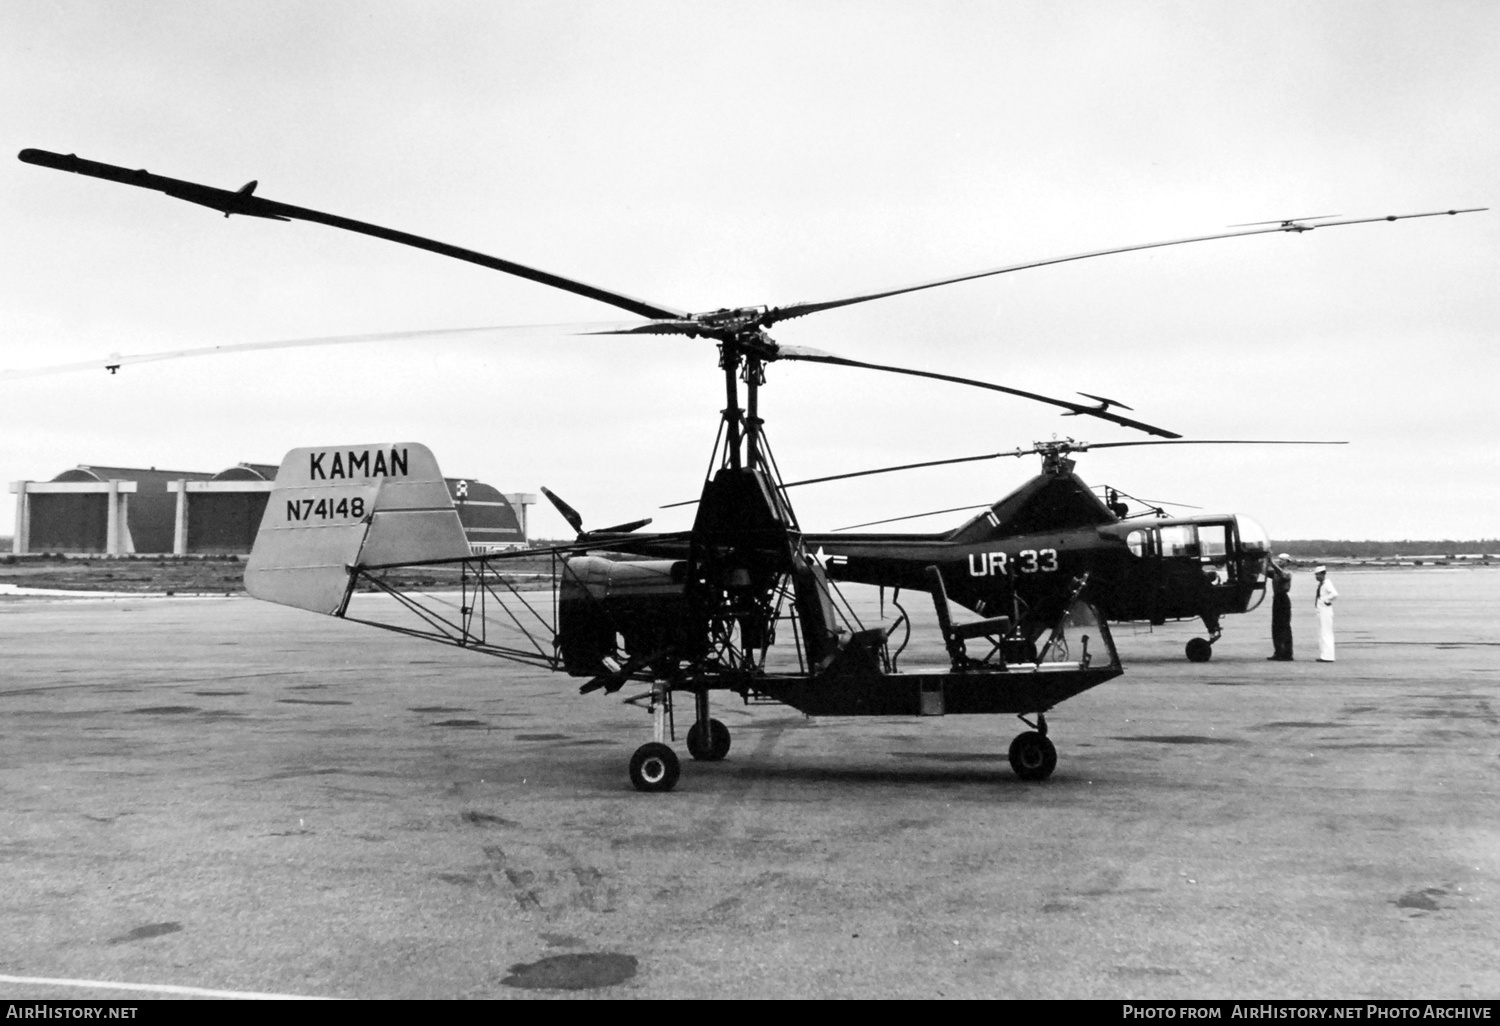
[246,442,470,615]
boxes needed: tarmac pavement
[0,569,1497,999]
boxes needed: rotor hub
[1034,439,1083,476]
[694,305,772,338]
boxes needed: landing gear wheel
[1008,731,1057,781]
[629,742,680,793]
[686,719,731,761]
[1185,637,1213,663]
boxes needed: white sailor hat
[1313,565,1327,573]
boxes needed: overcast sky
[2,1,1496,543]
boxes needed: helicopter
[796,439,1324,664]
[16,147,1484,791]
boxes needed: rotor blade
[1095,486,1202,511]
[831,504,995,532]
[540,487,584,535]
[1076,391,1133,411]
[591,517,653,535]
[783,451,1023,489]
[775,346,1180,437]
[663,374,1182,505]
[1071,439,1348,452]
[1228,214,1339,227]
[0,321,663,381]
[18,149,689,321]
[784,439,1347,490]
[763,208,1486,325]
[577,320,706,336]
[1131,497,1201,509]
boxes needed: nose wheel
[1185,625,1222,663]
[1008,714,1058,781]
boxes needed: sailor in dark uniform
[1266,553,1294,661]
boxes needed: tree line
[1274,540,1500,558]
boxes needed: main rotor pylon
[690,341,824,677]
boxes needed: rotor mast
[716,344,769,482]
[701,308,778,477]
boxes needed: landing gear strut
[686,689,731,760]
[628,686,735,790]
[687,720,731,760]
[1008,713,1058,781]
[629,680,681,792]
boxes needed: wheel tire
[686,719,731,761]
[1185,637,1213,663]
[629,742,680,792]
[1008,731,1058,781]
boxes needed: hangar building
[10,463,533,556]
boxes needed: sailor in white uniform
[1313,566,1338,662]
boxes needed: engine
[556,556,689,676]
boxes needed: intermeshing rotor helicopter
[16,147,1484,792]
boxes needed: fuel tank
[557,556,689,675]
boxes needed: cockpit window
[1236,515,1270,554]
[1199,524,1229,559]
[1127,530,1147,557]
[1157,524,1197,557]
